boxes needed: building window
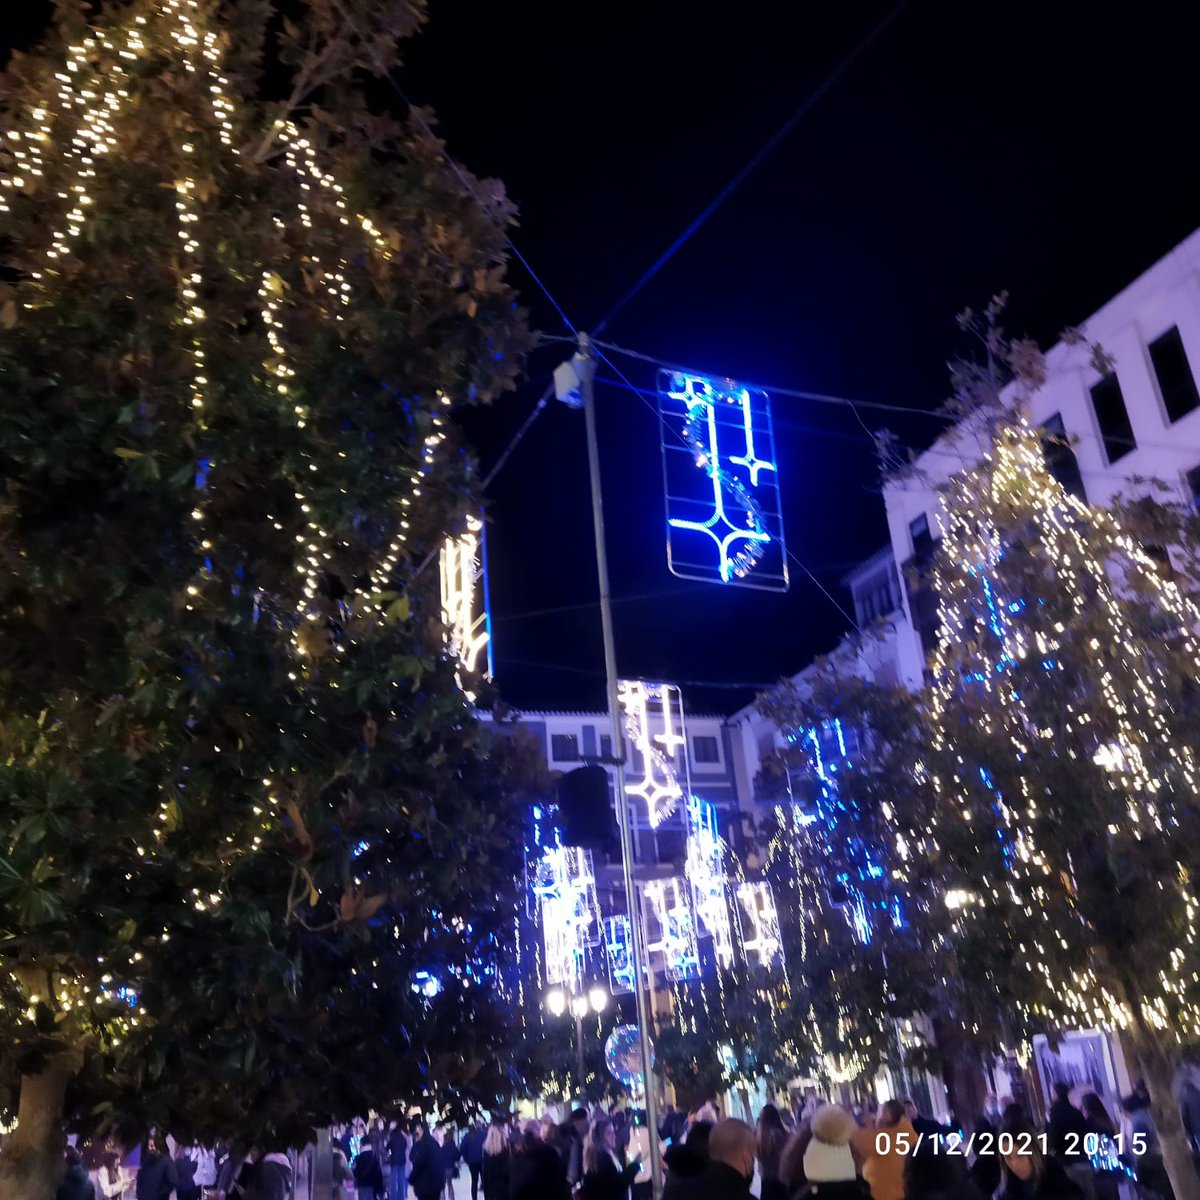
[550,733,579,763]
[1149,326,1200,424]
[1041,413,1085,501]
[1089,373,1135,463]
[910,513,934,558]
[599,734,613,761]
[693,735,720,764]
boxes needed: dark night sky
[6,3,1200,714]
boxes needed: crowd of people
[47,1080,1185,1200]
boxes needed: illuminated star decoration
[642,877,700,982]
[658,370,788,591]
[439,515,493,696]
[531,844,601,991]
[684,794,734,968]
[734,881,783,970]
[604,915,637,995]
[618,680,686,827]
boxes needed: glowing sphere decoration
[604,1024,655,1095]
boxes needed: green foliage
[755,664,940,1083]
[0,0,535,1149]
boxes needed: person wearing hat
[797,1106,871,1200]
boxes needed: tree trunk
[932,1013,988,1126]
[0,1054,73,1200]
[1128,1021,1200,1200]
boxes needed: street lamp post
[546,985,609,1101]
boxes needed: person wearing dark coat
[664,1121,714,1196]
[386,1122,409,1200]
[1046,1085,1090,1162]
[480,1124,510,1200]
[905,1141,985,1200]
[668,1119,758,1200]
[174,1145,199,1200]
[135,1140,178,1200]
[352,1137,385,1200]
[58,1148,97,1200]
[460,1124,485,1200]
[580,1117,640,1200]
[255,1147,294,1200]
[969,1118,1002,1200]
[510,1124,570,1200]
[997,1117,1081,1200]
[408,1123,446,1200]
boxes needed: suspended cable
[592,1,907,336]
[481,382,554,491]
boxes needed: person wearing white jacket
[99,1151,129,1200]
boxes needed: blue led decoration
[658,370,788,591]
[604,914,637,995]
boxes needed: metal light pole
[572,333,663,1194]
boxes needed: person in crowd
[481,1122,510,1200]
[1046,1085,1090,1162]
[852,1100,915,1200]
[998,1116,1080,1200]
[59,1147,98,1200]
[437,1126,460,1200]
[193,1145,218,1196]
[904,1100,961,1142]
[459,1120,485,1200]
[410,1121,448,1200]
[1122,1091,1158,1156]
[968,1110,1001,1200]
[1079,1094,1120,1200]
[565,1108,590,1190]
[509,1118,570,1200]
[215,1144,258,1200]
[797,1106,869,1200]
[579,1115,641,1200]
[385,1119,409,1200]
[625,1111,653,1200]
[980,1098,1004,1130]
[331,1144,352,1200]
[904,1140,982,1200]
[255,1143,293,1200]
[758,1104,790,1200]
[98,1151,128,1200]
[174,1142,199,1200]
[1079,1095,1115,1140]
[779,1117,814,1196]
[667,1118,758,1199]
[353,1131,386,1200]
[663,1121,714,1197]
[136,1136,178,1200]
[1181,1081,1200,1156]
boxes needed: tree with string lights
[0,1,534,1195]
[897,306,1200,1200]
[756,664,942,1095]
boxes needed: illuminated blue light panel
[658,370,788,592]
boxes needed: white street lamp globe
[545,989,566,1017]
[588,985,609,1013]
[570,994,589,1019]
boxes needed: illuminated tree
[908,319,1200,1200]
[757,666,939,1093]
[0,1,532,1195]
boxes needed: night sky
[6,3,1200,714]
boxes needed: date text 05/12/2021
[873,1132,1150,1157]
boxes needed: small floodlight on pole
[556,334,662,1194]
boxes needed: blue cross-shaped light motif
[658,370,787,590]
